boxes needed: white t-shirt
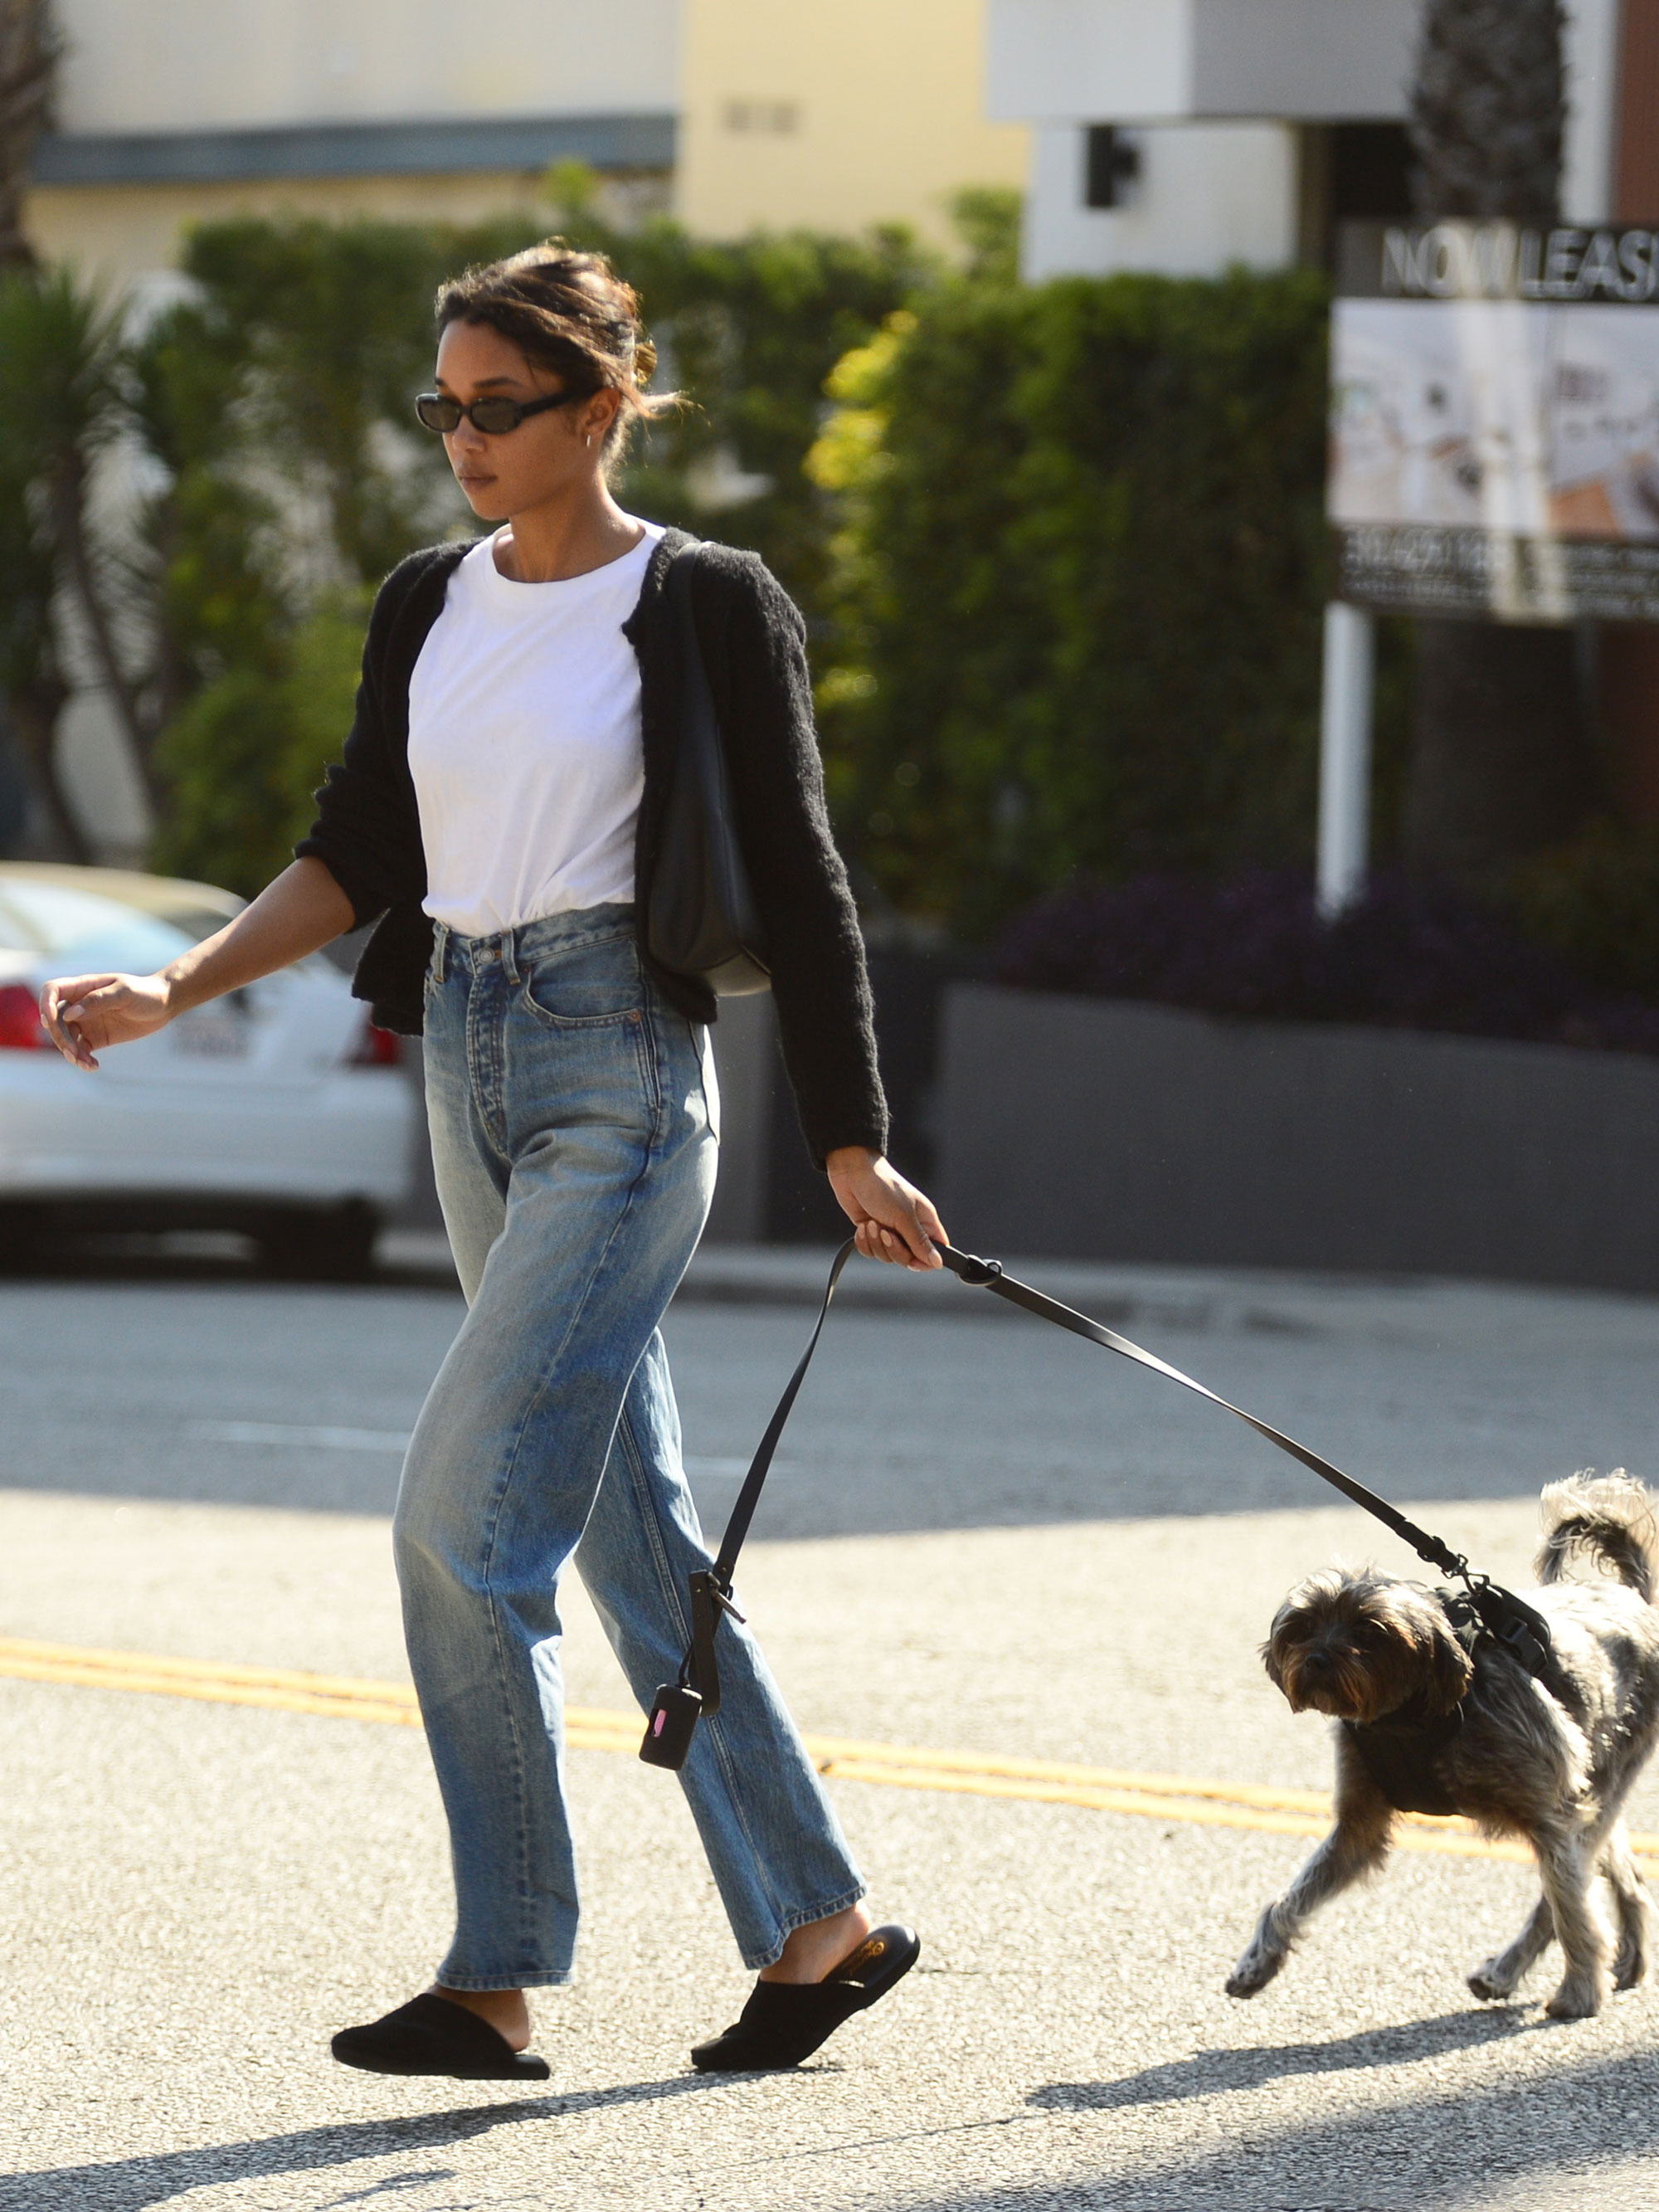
[407,519,665,938]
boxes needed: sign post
[1316,602,1374,916]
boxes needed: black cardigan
[295,527,888,1166]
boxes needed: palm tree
[0,2,60,848]
[1402,0,1593,879]
[0,266,158,850]
[1411,0,1565,222]
[0,0,55,270]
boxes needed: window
[720,100,800,136]
[1083,125,1140,210]
[1300,122,1414,269]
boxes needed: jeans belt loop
[431,920,449,986]
[500,927,521,987]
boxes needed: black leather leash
[640,1234,1555,1774]
[936,1243,1468,1575]
[640,1238,858,1769]
[933,1242,1557,1686]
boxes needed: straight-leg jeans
[394,904,864,1989]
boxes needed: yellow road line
[800,1731,1338,1815]
[0,1635,1645,1871]
[812,1757,1539,1864]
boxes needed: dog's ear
[1260,1576,1343,1709]
[1425,1610,1476,1714]
[1259,1604,1298,1697]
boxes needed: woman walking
[41,244,944,2081]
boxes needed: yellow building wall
[677,0,1027,246]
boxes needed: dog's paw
[1224,1951,1282,2000]
[1545,1972,1608,2020]
[1611,1908,1648,1991]
[1467,1959,1518,2002]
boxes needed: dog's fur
[1227,1472,1659,2018]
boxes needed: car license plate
[172,1009,249,1059]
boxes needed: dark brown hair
[435,240,675,464]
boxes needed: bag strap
[667,532,703,600]
[664,538,706,693]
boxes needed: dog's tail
[1536,1469,1658,1601]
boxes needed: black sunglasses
[413,388,589,436]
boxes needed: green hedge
[809,266,1342,937]
[149,594,370,899]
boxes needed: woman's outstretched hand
[825,1147,946,1270]
[41,860,357,1071]
[41,973,174,1069]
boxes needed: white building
[29,0,683,285]
[31,0,1026,290]
[986,0,1627,282]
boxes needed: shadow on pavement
[1029,2001,1535,2109]
[938,2045,1659,2211]
[5,2075,722,2211]
[21,2039,1657,2210]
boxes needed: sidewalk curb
[377,1228,1659,1350]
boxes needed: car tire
[259,1201,379,1284]
[0,1204,46,1271]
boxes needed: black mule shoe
[331,1992,552,2081]
[690,1924,921,2073]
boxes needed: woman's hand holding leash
[825,1147,946,1269]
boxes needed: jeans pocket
[520,933,645,1029]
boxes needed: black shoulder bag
[645,540,771,998]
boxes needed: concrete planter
[936,984,1659,1293]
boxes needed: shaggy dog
[1227,1472,1659,2019]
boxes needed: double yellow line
[3,1634,1652,1871]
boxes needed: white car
[0,863,414,1278]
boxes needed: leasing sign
[1329,222,1659,622]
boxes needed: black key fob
[640,1683,703,1770]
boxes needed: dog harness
[1340,1591,1485,1818]
[1344,1702,1465,1818]
[1343,1587,1580,1818]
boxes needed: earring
[585,433,593,450]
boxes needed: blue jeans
[395,904,864,1989]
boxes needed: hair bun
[435,241,680,461]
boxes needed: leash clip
[959,1252,1005,1287]
[704,1577,746,1626]
[641,1573,746,1771]
[1417,1535,1472,1586]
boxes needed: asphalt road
[3,1250,1656,1533]
[3,1255,1659,2210]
